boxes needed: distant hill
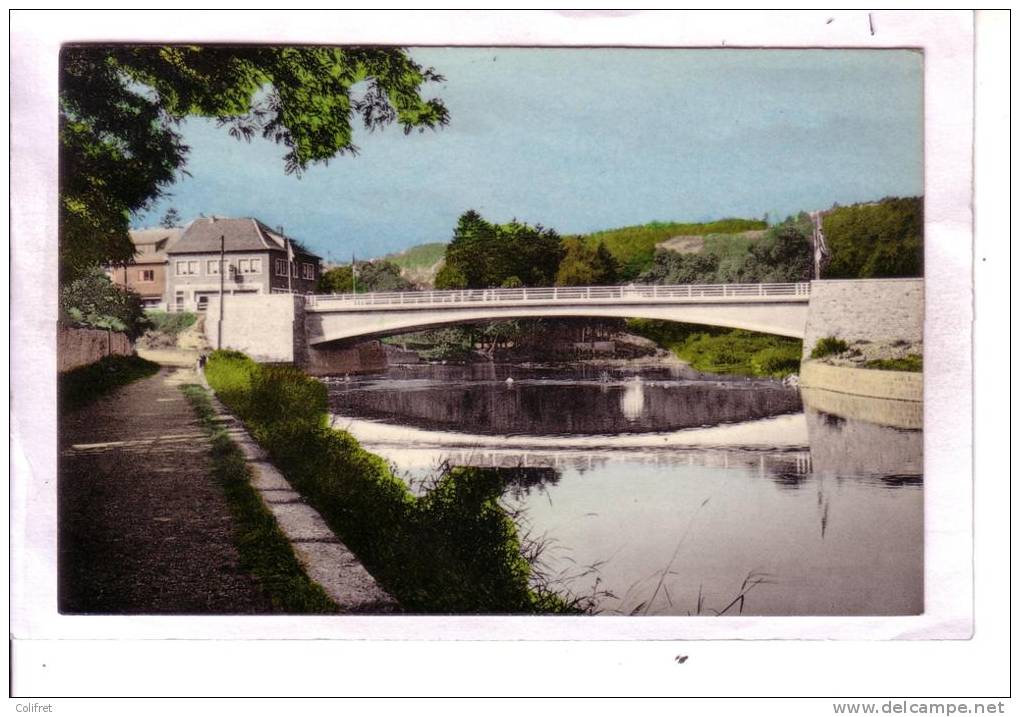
[576,218,768,280]
[380,242,447,287]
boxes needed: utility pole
[351,253,357,294]
[217,233,225,349]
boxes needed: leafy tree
[638,250,719,285]
[438,210,563,289]
[356,259,414,292]
[58,267,150,339]
[159,207,181,228]
[555,238,619,286]
[822,197,923,278]
[59,45,449,281]
[317,266,354,294]
[317,260,412,293]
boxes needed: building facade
[108,227,183,309]
[165,217,321,312]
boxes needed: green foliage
[438,210,564,289]
[864,355,922,372]
[576,218,768,279]
[59,45,448,281]
[639,215,812,285]
[356,259,414,292]
[203,351,574,613]
[627,319,803,378]
[555,238,619,286]
[810,337,849,359]
[822,197,923,279]
[144,310,197,337]
[180,384,339,614]
[749,345,803,377]
[59,267,152,339]
[317,266,354,293]
[318,260,413,293]
[59,354,160,412]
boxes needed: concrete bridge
[205,278,923,376]
[303,282,812,344]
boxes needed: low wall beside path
[58,325,133,373]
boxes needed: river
[325,363,923,616]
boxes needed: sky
[132,48,923,262]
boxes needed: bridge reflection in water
[328,370,922,616]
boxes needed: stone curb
[195,366,399,613]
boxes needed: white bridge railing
[306,282,810,310]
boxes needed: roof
[167,217,321,259]
[127,227,183,264]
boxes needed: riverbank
[204,350,586,613]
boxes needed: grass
[810,336,850,359]
[179,383,340,614]
[864,355,922,372]
[576,218,767,279]
[59,354,160,412]
[627,319,802,378]
[382,242,448,270]
[203,350,579,613]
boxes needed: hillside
[576,218,768,280]
[380,242,447,287]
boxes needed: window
[302,263,315,280]
[291,262,298,278]
[208,260,220,275]
[275,258,289,277]
[138,269,155,282]
[174,291,184,312]
[249,258,262,274]
[238,259,249,273]
[175,260,199,276]
[196,294,210,312]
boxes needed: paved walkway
[58,367,280,614]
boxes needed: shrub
[810,337,849,359]
[145,310,197,337]
[750,345,803,377]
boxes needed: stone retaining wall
[58,326,133,372]
[803,278,923,359]
[800,360,922,403]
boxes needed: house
[108,227,183,309]
[165,217,322,312]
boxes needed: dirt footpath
[58,367,280,614]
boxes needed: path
[58,366,279,614]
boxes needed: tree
[356,259,414,292]
[59,45,449,281]
[317,260,413,293]
[160,207,181,228]
[58,267,151,339]
[822,197,923,279]
[317,266,354,294]
[555,238,619,286]
[438,210,564,289]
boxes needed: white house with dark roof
[165,217,321,312]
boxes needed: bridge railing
[306,281,810,309]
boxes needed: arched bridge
[303,282,812,344]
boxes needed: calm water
[326,364,923,616]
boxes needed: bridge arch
[304,284,811,346]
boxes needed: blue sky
[132,48,923,262]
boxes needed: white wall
[204,294,297,362]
